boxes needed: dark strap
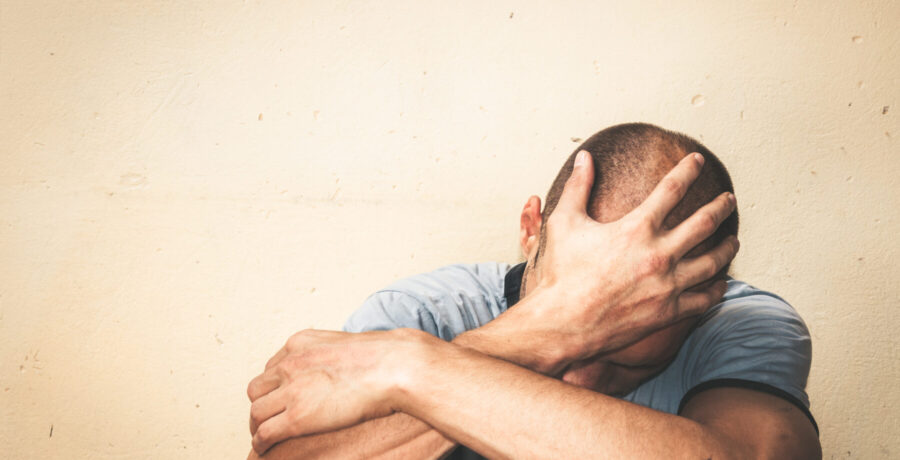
[503,262,526,307]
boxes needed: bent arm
[250,412,453,460]
[252,323,561,460]
[392,335,819,460]
[249,273,727,459]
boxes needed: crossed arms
[247,152,821,459]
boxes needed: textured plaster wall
[1,1,897,458]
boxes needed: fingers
[552,150,595,219]
[673,236,739,290]
[265,347,288,371]
[634,153,705,227]
[252,410,295,455]
[265,331,308,370]
[247,368,282,402]
[264,329,335,370]
[250,387,287,435]
[666,191,737,259]
[675,279,728,318]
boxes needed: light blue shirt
[343,262,815,458]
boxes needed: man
[247,123,821,459]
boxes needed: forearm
[251,285,636,458]
[250,412,454,460]
[395,339,744,460]
[253,327,551,460]
[450,287,583,375]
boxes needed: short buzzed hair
[538,123,738,270]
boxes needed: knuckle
[662,177,685,196]
[699,213,718,232]
[284,407,306,430]
[286,329,313,349]
[288,406,305,422]
[277,358,296,375]
[249,404,263,424]
[663,252,676,272]
[256,425,272,443]
[662,278,678,298]
[644,251,675,275]
[624,213,653,235]
[696,213,717,234]
[668,297,683,318]
[637,212,656,231]
[702,260,718,279]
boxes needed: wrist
[516,285,589,370]
[382,328,442,413]
[463,286,586,375]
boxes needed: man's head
[516,122,739,395]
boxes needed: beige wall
[2,1,897,458]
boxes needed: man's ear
[519,195,543,256]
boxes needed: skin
[516,147,723,394]
[246,152,821,459]
[518,189,700,396]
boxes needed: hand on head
[526,150,739,362]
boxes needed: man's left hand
[246,328,428,454]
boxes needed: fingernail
[693,153,704,165]
[574,151,587,168]
[727,192,736,204]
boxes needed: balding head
[512,123,740,396]
[537,123,738,267]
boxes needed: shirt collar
[503,262,526,307]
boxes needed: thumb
[554,150,594,218]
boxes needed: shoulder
[675,281,821,448]
[693,279,811,357]
[678,278,813,408]
[695,279,810,343]
[343,262,511,340]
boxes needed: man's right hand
[488,151,739,370]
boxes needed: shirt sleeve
[342,290,443,337]
[341,263,511,341]
[678,290,815,428]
